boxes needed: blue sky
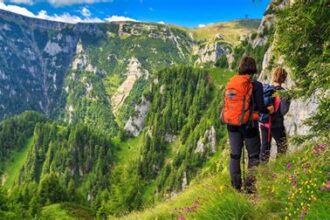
[0,0,271,27]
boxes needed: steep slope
[105,67,233,216]
[0,67,234,219]
[0,9,259,134]
[0,112,47,174]
[111,141,330,220]
[0,10,77,119]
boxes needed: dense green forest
[0,66,230,219]
[0,117,114,218]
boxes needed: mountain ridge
[0,8,260,30]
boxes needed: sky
[0,0,271,28]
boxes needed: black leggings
[260,125,288,162]
[228,125,260,190]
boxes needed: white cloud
[198,24,206,28]
[47,0,113,7]
[0,2,102,23]
[9,0,34,5]
[0,2,35,17]
[105,15,137,22]
[80,7,91,17]
[158,21,165,25]
[37,10,102,23]
[0,2,139,24]
[5,0,113,7]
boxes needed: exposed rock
[227,53,235,69]
[169,31,185,58]
[124,97,150,136]
[71,41,97,73]
[252,14,274,48]
[111,57,148,113]
[165,133,177,143]
[194,41,229,64]
[182,171,188,190]
[195,126,217,154]
[285,91,320,136]
[159,84,166,95]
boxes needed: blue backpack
[259,84,275,123]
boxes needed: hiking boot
[244,175,257,194]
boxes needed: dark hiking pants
[227,124,260,190]
[260,125,288,162]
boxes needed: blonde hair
[272,68,288,84]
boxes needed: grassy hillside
[2,138,33,189]
[112,141,330,220]
[191,19,260,45]
[40,203,94,220]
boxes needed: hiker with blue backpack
[260,68,290,162]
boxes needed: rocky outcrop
[111,57,148,113]
[194,41,229,64]
[181,171,188,190]
[195,126,217,154]
[285,93,319,136]
[124,97,150,136]
[71,41,97,73]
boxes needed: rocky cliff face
[256,0,320,137]
[0,10,78,119]
[193,40,230,64]
[124,97,150,136]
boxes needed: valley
[0,0,329,219]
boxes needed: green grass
[112,141,330,220]
[40,204,75,220]
[208,68,235,87]
[2,137,33,189]
[191,20,260,46]
[114,135,144,165]
[40,203,94,220]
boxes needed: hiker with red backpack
[260,68,290,162]
[221,56,274,193]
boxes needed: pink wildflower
[320,180,330,191]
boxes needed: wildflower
[313,143,328,155]
[289,175,297,188]
[184,207,191,213]
[271,173,277,179]
[320,180,330,191]
[287,162,292,170]
[179,214,185,220]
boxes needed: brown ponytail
[272,68,288,84]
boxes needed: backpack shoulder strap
[274,96,281,112]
